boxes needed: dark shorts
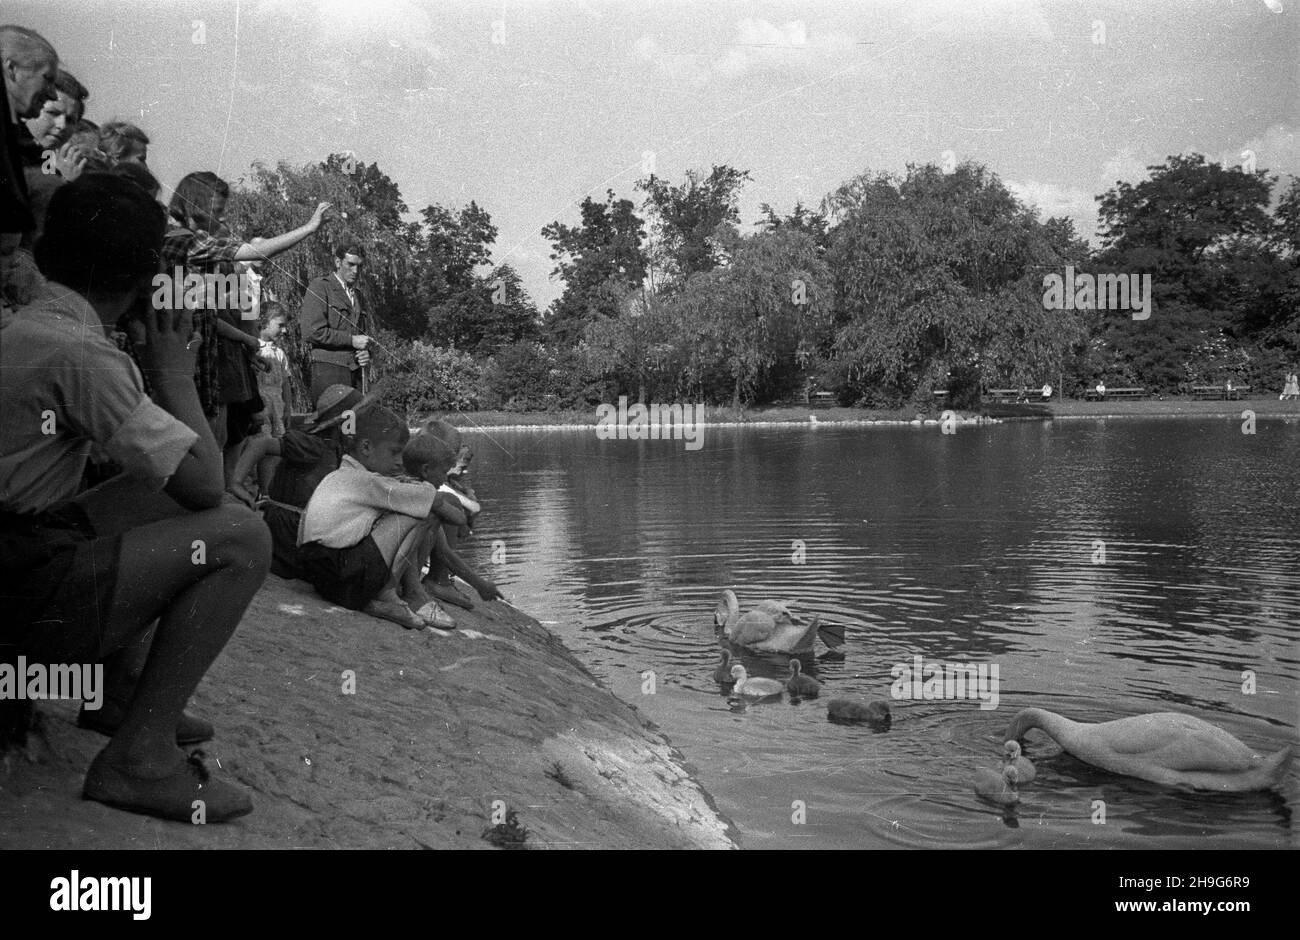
[298,536,389,610]
[264,503,304,581]
[0,502,121,661]
[226,395,263,449]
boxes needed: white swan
[714,590,822,653]
[1005,708,1291,792]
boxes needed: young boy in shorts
[297,406,457,630]
[401,423,502,609]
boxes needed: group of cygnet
[712,591,890,727]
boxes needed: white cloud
[1240,123,1299,178]
[635,18,859,86]
[901,0,1054,43]
[713,19,857,80]
[1006,179,1099,239]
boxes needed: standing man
[302,242,372,402]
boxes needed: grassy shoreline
[418,396,1300,430]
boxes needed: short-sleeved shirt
[0,282,198,513]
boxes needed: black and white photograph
[0,0,1295,907]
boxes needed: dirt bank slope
[0,576,735,849]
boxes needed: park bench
[1084,387,1145,401]
[808,391,836,409]
[986,388,1026,403]
[1191,385,1250,401]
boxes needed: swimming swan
[1003,740,1036,784]
[785,660,822,697]
[729,665,785,699]
[714,590,822,653]
[1005,708,1292,792]
[974,765,1020,806]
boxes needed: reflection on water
[463,418,1299,848]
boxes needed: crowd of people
[1,24,500,825]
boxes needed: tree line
[226,151,1300,413]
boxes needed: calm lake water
[466,416,1299,849]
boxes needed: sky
[11,0,1299,310]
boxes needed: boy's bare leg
[362,514,447,629]
[422,522,474,608]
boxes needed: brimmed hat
[304,382,385,433]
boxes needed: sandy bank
[0,577,735,849]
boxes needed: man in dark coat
[300,242,371,402]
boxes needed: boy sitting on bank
[228,383,369,581]
[297,406,457,631]
[401,423,502,609]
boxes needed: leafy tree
[542,190,647,344]
[637,164,751,287]
[427,263,540,356]
[825,162,1084,406]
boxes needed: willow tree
[825,162,1085,407]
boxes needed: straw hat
[303,381,385,433]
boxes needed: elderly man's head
[1,25,57,120]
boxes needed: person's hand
[475,579,504,602]
[253,355,271,373]
[55,142,89,180]
[309,201,332,231]
[137,289,199,385]
[355,348,371,367]
[351,334,370,350]
[227,481,257,508]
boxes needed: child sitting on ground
[228,383,365,580]
[401,423,502,609]
[298,406,457,630]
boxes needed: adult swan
[714,590,822,653]
[1005,708,1292,792]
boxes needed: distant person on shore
[1281,372,1299,401]
[301,243,371,402]
[0,174,265,822]
[229,384,370,581]
[297,405,458,631]
[1095,380,1106,398]
[1041,383,1053,401]
[401,420,501,610]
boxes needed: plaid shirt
[160,223,245,415]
